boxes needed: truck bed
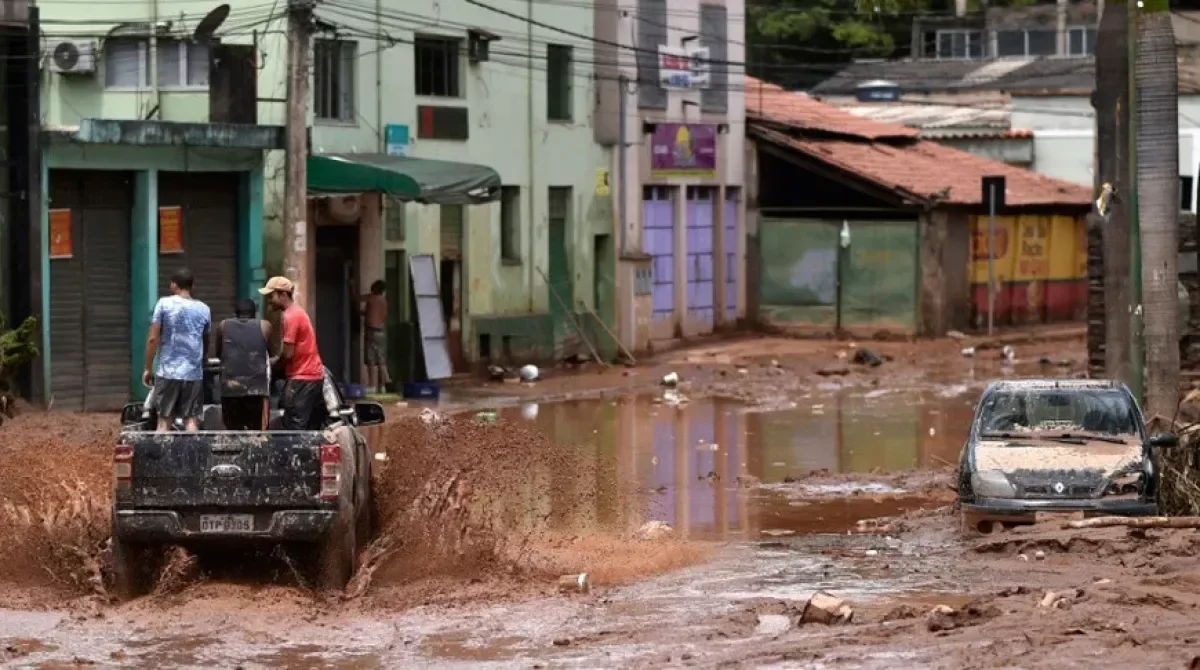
[114,429,338,543]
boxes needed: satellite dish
[193,4,230,44]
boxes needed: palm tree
[1136,0,1180,425]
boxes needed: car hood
[975,440,1143,477]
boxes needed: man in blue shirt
[143,268,212,431]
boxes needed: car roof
[983,378,1128,393]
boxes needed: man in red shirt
[259,276,326,430]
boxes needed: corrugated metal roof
[840,103,1011,131]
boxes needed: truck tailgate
[120,431,327,509]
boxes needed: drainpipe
[954,0,966,17]
[376,0,383,151]
[526,0,535,311]
[150,0,160,117]
[1057,0,1068,55]
[618,74,627,254]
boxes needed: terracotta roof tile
[753,126,1092,208]
[745,76,919,140]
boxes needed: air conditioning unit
[50,40,97,75]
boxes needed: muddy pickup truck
[957,379,1178,533]
[111,366,385,597]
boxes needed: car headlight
[971,470,1017,498]
[1105,470,1147,497]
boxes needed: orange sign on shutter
[49,209,72,259]
[159,206,184,254]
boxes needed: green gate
[758,219,838,327]
[840,221,919,332]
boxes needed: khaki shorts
[365,327,386,366]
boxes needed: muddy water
[498,386,974,539]
[0,387,977,669]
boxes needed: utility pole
[284,0,314,310]
[1135,0,1180,422]
[1095,0,1132,384]
[1128,0,1144,402]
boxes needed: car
[111,363,385,598]
[956,378,1177,533]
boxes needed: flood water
[491,386,977,540]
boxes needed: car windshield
[977,387,1139,439]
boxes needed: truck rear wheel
[111,535,161,600]
[316,506,357,591]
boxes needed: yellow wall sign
[595,168,610,196]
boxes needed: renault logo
[1053,482,1066,494]
[210,464,243,478]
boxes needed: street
[6,331,1192,669]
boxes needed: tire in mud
[111,535,162,600]
[312,438,360,592]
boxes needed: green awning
[307,153,502,205]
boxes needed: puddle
[480,387,974,540]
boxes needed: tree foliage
[0,312,38,421]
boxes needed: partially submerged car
[957,379,1177,532]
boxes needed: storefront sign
[650,123,717,178]
[159,206,184,254]
[385,124,411,156]
[49,209,72,259]
[658,45,710,90]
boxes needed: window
[500,186,521,262]
[105,38,210,89]
[1068,26,1098,56]
[936,30,985,59]
[546,44,573,121]
[415,36,461,97]
[995,29,1058,58]
[314,39,356,122]
[548,186,571,228]
[385,196,406,242]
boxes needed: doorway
[315,225,360,383]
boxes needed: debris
[1065,516,1200,529]
[475,411,498,424]
[1034,550,1046,561]
[961,347,976,358]
[816,366,850,377]
[418,408,444,425]
[552,638,572,646]
[882,605,921,622]
[800,592,853,625]
[519,364,540,382]
[852,349,883,367]
[737,367,749,375]
[487,365,507,381]
[1002,345,1016,362]
[661,372,680,387]
[864,549,879,557]
[374,452,388,462]
[394,401,408,409]
[930,604,956,616]
[662,390,689,407]
[926,601,1001,631]
[947,330,967,340]
[1018,553,1029,562]
[557,573,591,594]
[521,403,540,421]
[634,520,675,541]
[770,359,781,368]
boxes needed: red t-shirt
[282,303,324,381]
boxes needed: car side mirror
[354,401,386,427]
[1147,432,1180,448]
[120,403,144,425]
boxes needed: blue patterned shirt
[152,295,211,381]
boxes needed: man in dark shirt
[215,298,273,430]
[259,276,326,430]
[358,279,391,394]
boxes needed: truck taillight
[320,443,341,501]
[113,443,133,487]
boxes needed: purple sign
[650,123,717,177]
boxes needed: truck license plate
[199,514,254,533]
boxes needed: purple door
[724,191,738,322]
[643,187,676,331]
[686,187,715,333]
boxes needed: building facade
[31,0,640,405]
[596,0,747,351]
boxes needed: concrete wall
[612,0,747,350]
[39,0,614,364]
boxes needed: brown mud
[12,331,1178,668]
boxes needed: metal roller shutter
[157,172,240,327]
[48,170,134,411]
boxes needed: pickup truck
[111,365,385,598]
